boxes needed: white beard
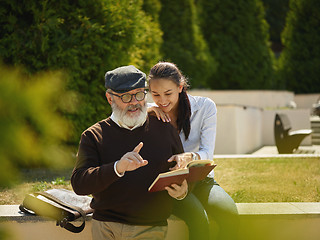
[112,102,147,128]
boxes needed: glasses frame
[108,90,147,103]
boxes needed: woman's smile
[149,78,182,114]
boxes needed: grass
[214,157,320,203]
[0,157,319,204]
[0,168,73,205]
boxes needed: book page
[187,159,215,168]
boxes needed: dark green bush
[278,0,320,93]
[0,0,162,144]
[262,0,290,55]
[197,0,275,89]
[133,0,163,73]
[159,0,216,88]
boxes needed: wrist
[114,161,125,177]
[191,152,199,161]
[175,188,188,200]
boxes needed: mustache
[126,104,143,111]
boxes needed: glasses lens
[121,94,132,103]
[135,92,146,101]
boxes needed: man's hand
[116,142,148,174]
[165,180,188,200]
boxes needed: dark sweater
[71,115,184,226]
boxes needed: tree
[262,0,290,56]
[0,0,163,144]
[197,0,275,89]
[159,0,216,88]
[278,0,320,93]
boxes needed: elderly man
[71,65,188,240]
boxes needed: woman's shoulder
[188,94,216,110]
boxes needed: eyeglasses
[108,91,147,103]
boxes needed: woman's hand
[165,179,188,200]
[147,106,171,122]
[168,152,195,170]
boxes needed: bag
[19,189,93,233]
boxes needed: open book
[148,159,217,192]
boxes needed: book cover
[148,160,216,192]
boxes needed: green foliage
[278,0,320,93]
[262,0,290,54]
[130,0,163,73]
[0,0,163,144]
[32,181,50,192]
[0,64,73,187]
[159,0,216,88]
[197,0,275,89]
[51,177,68,185]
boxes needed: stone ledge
[2,203,320,240]
[1,202,320,222]
[237,202,320,218]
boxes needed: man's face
[106,88,147,128]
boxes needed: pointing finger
[133,142,143,153]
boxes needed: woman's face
[149,78,183,113]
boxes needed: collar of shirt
[110,112,146,131]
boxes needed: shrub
[197,0,275,89]
[278,0,320,93]
[159,0,216,88]
[0,0,162,144]
[130,0,163,73]
[262,0,290,56]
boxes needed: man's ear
[105,92,113,105]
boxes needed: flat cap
[105,65,146,93]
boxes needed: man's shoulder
[147,114,175,130]
[82,117,113,134]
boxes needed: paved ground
[252,145,320,155]
[215,145,320,158]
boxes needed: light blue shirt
[180,94,217,160]
[180,94,217,178]
[149,94,217,178]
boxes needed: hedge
[278,0,320,93]
[159,0,216,88]
[0,0,163,144]
[197,0,275,89]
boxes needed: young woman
[147,62,239,240]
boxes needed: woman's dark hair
[148,62,191,139]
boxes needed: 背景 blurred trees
[0,0,163,144]
[278,0,320,93]
[1,0,319,150]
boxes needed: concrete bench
[1,203,320,240]
[0,205,187,240]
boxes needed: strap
[19,204,35,215]
[36,191,87,233]
[20,192,87,233]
